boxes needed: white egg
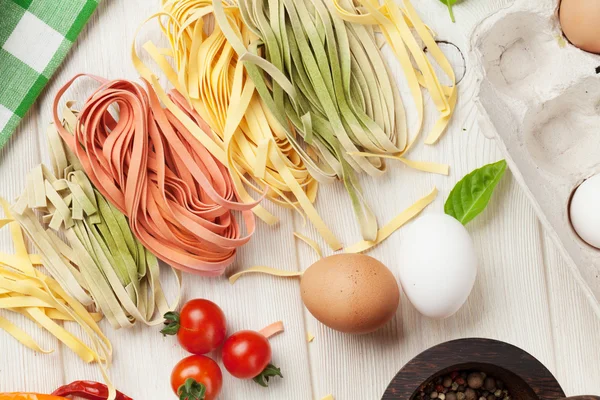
[398,213,477,319]
[570,174,600,249]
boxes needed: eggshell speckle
[300,254,399,334]
[570,174,600,249]
[560,0,600,54]
[398,214,477,319]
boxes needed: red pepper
[51,381,133,400]
[0,395,68,400]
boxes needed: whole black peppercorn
[483,377,496,392]
[467,373,484,389]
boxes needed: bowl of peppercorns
[381,338,599,400]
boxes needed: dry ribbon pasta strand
[344,186,438,253]
[229,187,437,281]
[259,320,285,338]
[52,74,257,275]
[0,198,116,399]
[132,0,343,250]
[11,122,180,329]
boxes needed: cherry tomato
[162,299,227,354]
[171,355,222,400]
[221,330,272,379]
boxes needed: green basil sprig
[444,160,507,225]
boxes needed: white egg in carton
[468,0,600,313]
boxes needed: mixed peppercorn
[413,371,512,400]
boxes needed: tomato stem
[252,363,283,387]
[177,378,206,400]
[161,311,181,336]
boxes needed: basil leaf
[444,160,507,225]
[438,0,459,22]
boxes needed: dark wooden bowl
[382,338,599,400]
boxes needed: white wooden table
[1,0,599,399]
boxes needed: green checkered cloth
[0,0,99,149]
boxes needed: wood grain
[0,0,599,399]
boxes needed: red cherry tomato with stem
[162,299,227,355]
[171,355,222,400]
[222,330,283,387]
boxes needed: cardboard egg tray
[468,0,600,313]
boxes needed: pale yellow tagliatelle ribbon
[229,266,303,284]
[0,198,116,399]
[349,153,449,176]
[293,232,323,258]
[230,187,436,283]
[344,187,438,253]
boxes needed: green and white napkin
[0,0,98,149]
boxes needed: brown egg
[560,0,600,54]
[300,254,400,334]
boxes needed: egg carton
[468,0,600,314]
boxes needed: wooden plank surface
[0,0,599,399]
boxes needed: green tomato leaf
[160,311,180,336]
[444,160,507,225]
[177,378,206,400]
[252,364,283,387]
[439,0,458,22]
